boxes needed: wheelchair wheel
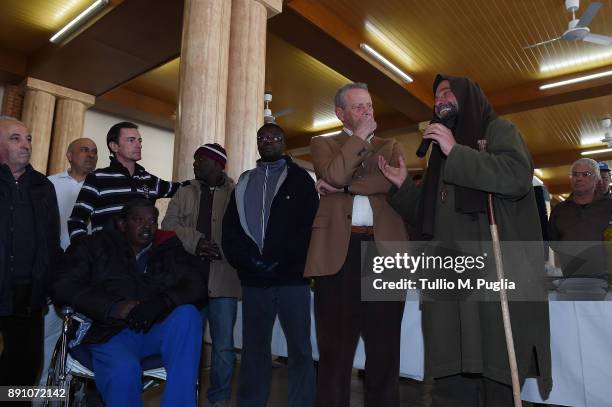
[43,340,90,407]
[44,336,70,407]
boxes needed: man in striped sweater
[68,121,179,243]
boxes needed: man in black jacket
[54,199,206,406]
[222,123,319,407]
[0,116,61,386]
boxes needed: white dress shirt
[343,127,374,226]
[48,170,86,250]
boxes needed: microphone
[416,116,443,158]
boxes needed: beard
[435,101,459,120]
[434,101,459,129]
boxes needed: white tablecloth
[231,292,612,407]
[522,299,612,407]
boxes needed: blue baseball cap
[599,162,610,172]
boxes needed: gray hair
[0,116,25,136]
[334,82,369,109]
[571,158,601,181]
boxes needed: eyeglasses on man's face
[257,134,284,143]
[570,171,593,178]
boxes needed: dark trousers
[0,284,44,386]
[314,234,405,407]
[237,285,315,407]
[432,374,513,407]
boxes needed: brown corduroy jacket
[305,131,409,277]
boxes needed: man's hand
[196,238,222,260]
[422,123,456,156]
[115,300,140,320]
[353,114,377,140]
[316,179,343,196]
[378,155,408,188]
[251,257,279,276]
[126,297,169,333]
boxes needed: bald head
[67,138,98,177]
[0,116,31,176]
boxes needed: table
[521,298,612,407]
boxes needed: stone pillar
[48,97,93,175]
[21,87,55,174]
[173,0,233,181]
[224,0,282,180]
[20,78,95,175]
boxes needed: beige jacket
[162,176,241,298]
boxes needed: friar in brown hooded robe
[379,74,552,406]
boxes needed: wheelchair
[44,306,167,407]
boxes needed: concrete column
[47,98,89,175]
[20,77,95,175]
[21,88,55,174]
[173,0,233,181]
[224,0,281,180]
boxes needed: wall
[83,109,175,181]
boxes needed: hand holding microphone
[416,101,458,157]
[423,123,456,156]
[416,116,457,157]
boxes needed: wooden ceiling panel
[312,0,612,92]
[504,93,612,155]
[122,58,180,105]
[27,0,183,96]
[265,33,399,135]
[0,0,94,53]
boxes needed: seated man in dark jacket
[53,199,206,407]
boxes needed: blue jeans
[88,305,202,407]
[237,285,314,407]
[201,297,238,403]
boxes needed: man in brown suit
[305,83,408,407]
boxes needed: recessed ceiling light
[360,43,413,84]
[318,130,342,137]
[364,22,413,65]
[541,49,612,73]
[50,0,109,43]
[313,117,341,129]
[581,147,612,155]
[539,70,612,90]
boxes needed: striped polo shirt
[68,157,179,241]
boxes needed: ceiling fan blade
[523,37,562,49]
[583,32,612,45]
[273,108,293,118]
[576,2,602,28]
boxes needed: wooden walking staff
[477,139,522,407]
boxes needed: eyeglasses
[257,134,283,143]
[349,103,373,112]
[570,171,593,178]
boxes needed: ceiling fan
[263,93,293,124]
[524,0,612,49]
